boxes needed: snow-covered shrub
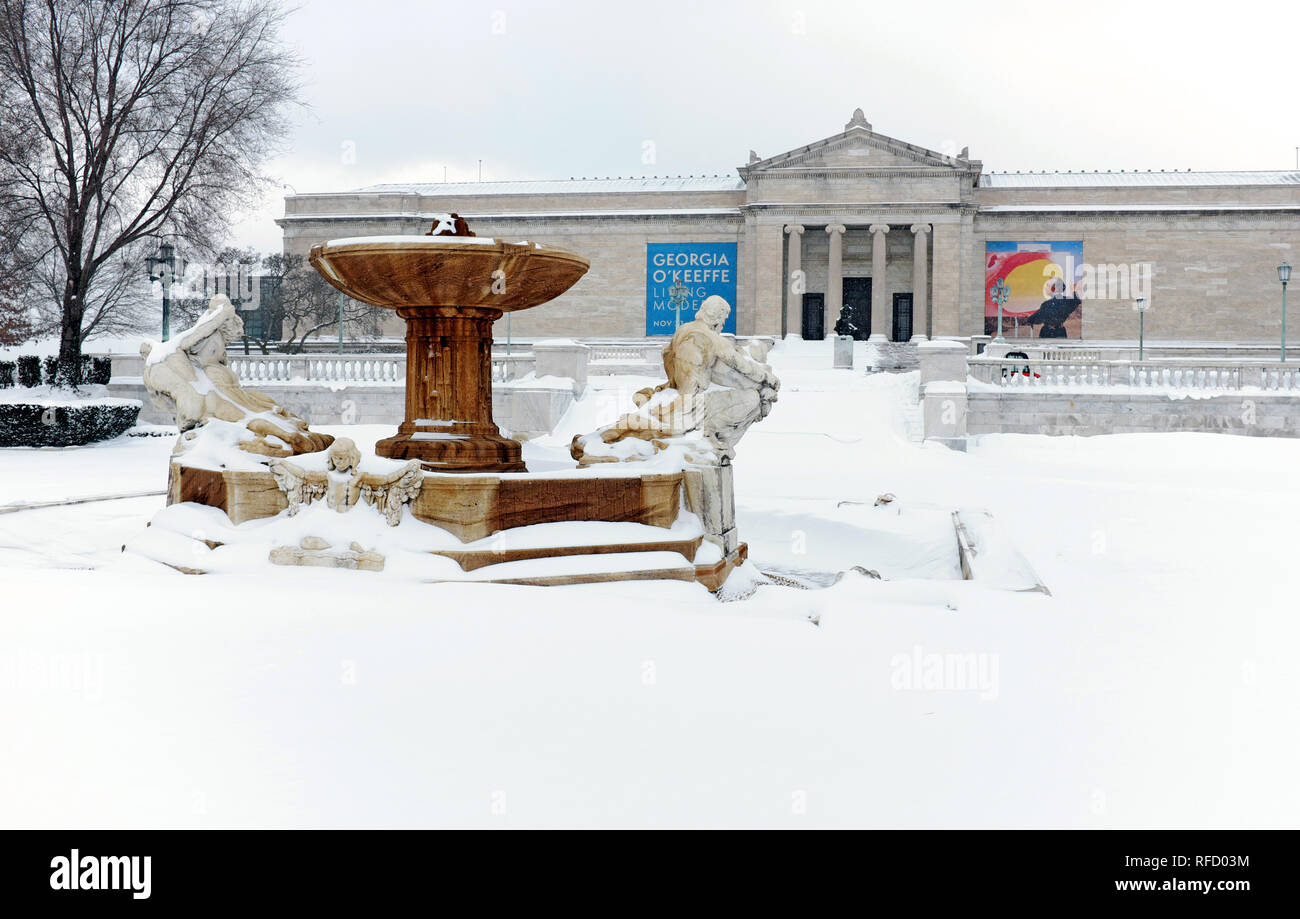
[0,401,141,447]
[4,354,111,387]
[90,357,111,385]
[17,355,40,388]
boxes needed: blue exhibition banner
[645,242,737,335]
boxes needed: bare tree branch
[0,0,300,382]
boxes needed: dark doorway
[892,293,914,342]
[801,293,825,340]
[838,277,872,340]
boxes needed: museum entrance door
[801,293,825,340]
[838,277,872,340]
[892,293,914,341]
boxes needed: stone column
[910,224,930,341]
[753,222,785,336]
[930,222,962,337]
[826,224,846,333]
[869,224,889,341]
[784,224,804,337]
[377,306,525,472]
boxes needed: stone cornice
[747,168,970,180]
[739,123,981,179]
[741,203,966,216]
[975,207,1300,223]
[278,210,744,226]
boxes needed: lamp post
[667,279,690,331]
[1279,261,1291,362]
[338,291,345,355]
[146,241,177,342]
[990,277,1010,344]
[1135,295,1148,361]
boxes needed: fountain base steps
[132,511,746,590]
[433,533,704,571]
[427,551,699,587]
[427,527,745,589]
[164,461,749,590]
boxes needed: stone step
[433,535,702,571]
[428,550,699,586]
[900,404,925,444]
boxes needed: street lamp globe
[1279,261,1292,285]
[990,277,1010,343]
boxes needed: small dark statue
[834,304,863,339]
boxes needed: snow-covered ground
[2,337,1298,828]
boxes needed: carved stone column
[869,223,889,341]
[826,224,846,334]
[784,224,805,337]
[376,306,525,472]
[910,223,931,341]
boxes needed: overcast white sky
[230,0,1300,251]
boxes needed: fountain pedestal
[376,306,523,472]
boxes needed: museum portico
[279,108,1300,344]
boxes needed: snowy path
[1,338,1297,827]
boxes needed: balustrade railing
[228,354,404,384]
[970,357,1300,392]
[491,354,536,383]
[589,345,645,363]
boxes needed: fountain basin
[310,235,589,472]
[310,236,589,312]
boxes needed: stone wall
[973,212,1300,343]
[111,379,406,427]
[966,391,1300,438]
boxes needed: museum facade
[279,109,1300,343]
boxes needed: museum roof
[351,176,746,195]
[981,170,1300,187]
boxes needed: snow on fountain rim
[319,235,547,249]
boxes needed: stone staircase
[900,400,925,444]
[430,550,700,587]
[423,523,741,590]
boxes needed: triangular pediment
[739,110,980,177]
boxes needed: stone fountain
[133,215,778,591]
[309,217,589,472]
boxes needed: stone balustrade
[982,340,1300,362]
[226,354,405,384]
[490,354,537,383]
[970,357,1300,392]
[923,344,1300,443]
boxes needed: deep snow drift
[2,337,1297,827]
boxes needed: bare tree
[276,252,381,353]
[169,244,262,330]
[0,0,299,382]
[0,272,32,345]
[29,238,155,339]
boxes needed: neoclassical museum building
[279,109,1300,344]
